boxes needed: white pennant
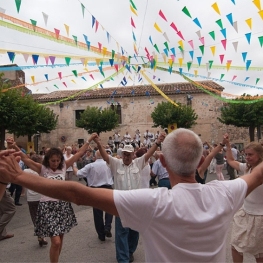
[42,12,48,26]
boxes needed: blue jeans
[115,216,139,263]
[158,178,171,189]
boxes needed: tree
[218,99,263,141]
[0,73,58,149]
[76,106,119,135]
[151,101,198,129]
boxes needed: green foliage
[218,98,263,141]
[76,106,119,135]
[0,73,58,149]
[151,101,198,129]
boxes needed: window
[75,110,84,126]
[110,104,122,124]
[186,94,192,107]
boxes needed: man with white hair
[1,129,263,262]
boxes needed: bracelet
[219,143,225,147]
[155,142,161,147]
[0,181,8,185]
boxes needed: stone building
[34,80,250,151]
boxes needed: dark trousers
[91,185,113,238]
[227,163,236,180]
[9,184,22,204]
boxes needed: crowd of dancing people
[0,128,263,263]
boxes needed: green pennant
[182,6,192,18]
[65,57,71,66]
[209,60,213,69]
[199,45,204,55]
[164,41,169,50]
[81,3,85,17]
[258,36,263,47]
[215,19,223,29]
[111,50,115,59]
[15,0,22,13]
[209,31,215,40]
[30,19,37,31]
[220,74,225,80]
[178,46,184,53]
[72,70,78,77]
[154,44,160,53]
[256,78,260,85]
[132,65,136,71]
[187,62,192,71]
[72,35,78,45]
[54,84,59,89]
[130,0,137,10]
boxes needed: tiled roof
[35,80,224,102]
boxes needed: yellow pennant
[31,76,35,83]
[102,47,107,56]
[226,61,231,71]
[178,40,184,49]
[253,0,261,10]
[71,80,76,84]
[178,58,183,67]
[245,18,252,29]
[154,22,162,33]
[258,10,263,20]
[211,2,221,15]
[130,5,137,16]
[210,46,216,56]
[64,24,69,36]
[194,70,198,77]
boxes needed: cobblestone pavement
[1,171,255,262]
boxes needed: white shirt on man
[77,159,113,187]
[114,179,247,263]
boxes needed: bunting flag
[81,3,85,17]
[245,18,252,29]
[245,32,251,44]
[44,74,48,81]
[226,13,233,26]
[210,46,216,56]
[64,24,69,36]
[170,22,178,32]
[72,35,78,45]
[32,54,39,64]
[7,51,15,62]
[130,0,137,10]
[182,6,192,18]
[89,74,94,80]
[63,82,67,87]
[209,31,215,40]
[188,40,194,49]
[54,28,60,39]
[15,0,22,13]
[95,20,99,32]
[154,22,162,33]
[31,76,35,83]
[216,19,224,29]
[92,16,96,28]
[211,2,221,15]
[58,72,62,80]
[42,12,48,26]
[259,36,263,47]
[131,17,136,28]
[130,5,137,16]
[49,56,55,65]
[193,18,202,29]
[65,57,71,66]
[159,10,167,21]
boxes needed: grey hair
[95,150,102,159]
[162,128,203,177]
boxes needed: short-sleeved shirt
[107,155,146,190]
[151,159,169,180]
[114,179,247,263]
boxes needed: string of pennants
[1,0,263,105]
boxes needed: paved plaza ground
[1,170,256,263]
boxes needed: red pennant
[54,28,60,39]
[89,74,94,80]
[114,64,119,72]
[58,72,62,80]
[170,22,178,32]
[177,31,185,40]
[98,42,102,53]
[145,47,149,54]
[131,17,136,28]
[62,82,67,87]
[221,39,227,50]
[95,20,99,32]
[159,10,167,21]
[219,54,224,64]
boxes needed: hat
[106,149,112,154]
[122,145,134,153]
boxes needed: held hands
[0,150,23,184]
[222,133,229,146]
[88,133,100,144]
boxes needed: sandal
[38,237,48,247]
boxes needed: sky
[1,0,263,99]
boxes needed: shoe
[0,234,14,241]
[38,237,48,247]
[98,235,105,241]
[15,203,22,206]
[129,254,134,262]
[104,229,112,238]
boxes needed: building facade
[33,80,250,151]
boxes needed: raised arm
[197,136,228,177]
[92,133,110,164]
[65,141,90,168]
[0,153,118,216]
[225,135,241,171]
[144,132,166,162]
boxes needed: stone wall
[38,92,250,149]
